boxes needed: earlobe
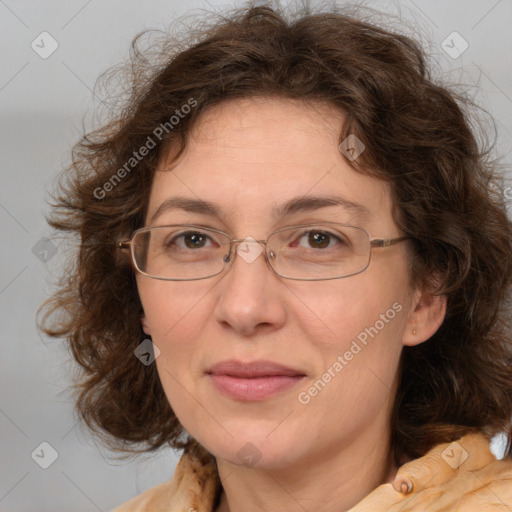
[403,291,446,347]
[141,316,152,336]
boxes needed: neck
[214,428,398,512]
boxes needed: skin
[136,96,446,512]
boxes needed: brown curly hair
[39,2,512,465]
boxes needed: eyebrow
[149,194,370,224]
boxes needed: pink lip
[206,360,306,401]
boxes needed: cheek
[136,279,209,393]
[295,283,406,425]
[293,264,410,413]
[297,268,408,353]
[136,280,209,416]
[137,279,208,338]
[137,279,218,358]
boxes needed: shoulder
[111,447,221,512]
[111,479,177,512]
[349,432,512,511]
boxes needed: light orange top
[112,432,512,511]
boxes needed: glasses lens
[130,223,371,281]
[267,224,370,280]
[132,225,230,280]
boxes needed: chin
[195,425,304,470]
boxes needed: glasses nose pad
[223,252,231,263]
[222,243,236,263]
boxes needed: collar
[113,432,497,511]
[112,444,220,512]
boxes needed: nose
[213,238,286,337]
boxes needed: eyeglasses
[118,223,409,281]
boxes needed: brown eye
[308,231,331,249]
[292,230,343,250]
[183,232,208,249]
[165,230,214,250]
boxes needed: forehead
[147,97,394,231]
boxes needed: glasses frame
[118,222,410,281]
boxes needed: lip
[206,360,306,401]
[207,359,305,377]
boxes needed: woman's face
[136,97,435,471]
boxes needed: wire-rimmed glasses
[118,222,409,281]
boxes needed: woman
[40,3,512,511]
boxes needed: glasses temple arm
[370,236,410,248]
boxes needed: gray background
[1,0,511,510]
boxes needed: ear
[141,315,152,336]
[402,287,446,347]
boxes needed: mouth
[205,360,306,401]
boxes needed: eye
[166,230,216,250]
[293,229,345,250]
